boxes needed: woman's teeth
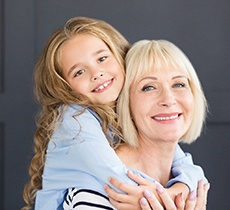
[154,115,179,121]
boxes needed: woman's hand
[140,180,210,210]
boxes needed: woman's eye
[74,69,85,77]
[142,85,155,92]
[173,83,186,88]
[98,56,107,63]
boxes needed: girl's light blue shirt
[35,104,207,210]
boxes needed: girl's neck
[116,141,177,186]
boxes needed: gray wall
[0,0,229,209]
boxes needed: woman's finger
[184,190,197,210]
[156,184,176,210]
[140,197,152,210]
[142,189,164,210]
[195,181,210,210]
[174,193,185,210]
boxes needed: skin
[60,34,125,105]
[105,170,209,210]
[130,66,194,147]
[117,65,194,185]
[104,64,205,210]
[59,34,207,209]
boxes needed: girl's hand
[104,170,162,210]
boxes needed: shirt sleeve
[43,105,137,194]
[167,144,208,191]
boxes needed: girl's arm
[104,171,209,210]
[168,144,208,191]
[40,105,208,208]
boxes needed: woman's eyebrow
[172,75,188,80]
[139,76,158,82]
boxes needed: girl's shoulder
[59,104,101,124]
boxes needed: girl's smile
[60,34,124,105]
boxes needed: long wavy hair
[22,16,130,210]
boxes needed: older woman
[63,39,209,210]
[105,39,209,209]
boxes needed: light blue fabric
[35,104,207,210]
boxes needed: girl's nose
[92,71,104,81]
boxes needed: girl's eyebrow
[67,49,110,76]
[92,49,110,56]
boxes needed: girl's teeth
[95,80,111,92]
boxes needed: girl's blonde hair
[22,16,130,210]
[117,40,208,147]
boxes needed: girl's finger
[108,176,137,194]
[127,170,150,186]
[104,184,129,203]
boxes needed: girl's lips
[92,79,113,92]
[152,113,182,121]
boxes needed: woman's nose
[158,89,176,107]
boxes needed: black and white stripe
[63,188,115,210]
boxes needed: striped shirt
[63,188,115,210]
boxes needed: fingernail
[156,184,164,194]
[144,189,152,198]
[189,190,196,201]
[128,170,134,175]
[140,197,148,206]
[180,192,184,201]
[206,183,210,190]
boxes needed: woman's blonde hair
[22,16,130,210]
[117,40,208,147]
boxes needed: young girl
[22,17,207,210]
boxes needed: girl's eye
[74,69,85,77]
[98,56,107,63]
[142,85,155,92]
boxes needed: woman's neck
[116,141,177,187]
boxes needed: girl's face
[60,34,124,105]
[130,64,194,144]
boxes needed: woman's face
[60,34,124,105]
[130,64,194,143]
